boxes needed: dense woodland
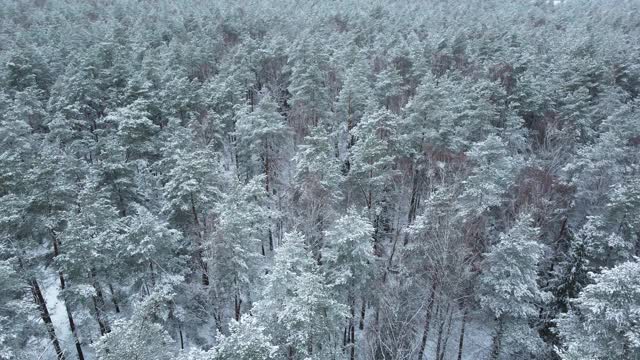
[1,0,640,359]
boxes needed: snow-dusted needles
[1,0,639,359]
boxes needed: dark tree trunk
[359,298,366,330]
[435,303,450,360]
[59,276,84,360]
[417,281,438,360]
[201,265,209,286]
[90,270,110,336]
[190,193,209,286]
[408,169,421,218]
[264,144,271,194]
[234,294,242,321]
[457,308,468,360]
[179,324,184,350]
[64,302,84,360]
[490,316,504,360]
[343,326,348,349]
[268,228,274,252]
[92,296,108,336]
[438,304,454,360]
[108,283,120,313]
[350,303,356,360]
[149,261,156,288]
[30,278,66,360]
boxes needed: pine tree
[58,174,122,337]
[0,256,38,360]
[119,204,187,291]
[159,121,222,285]
[459,135,522,218]
[1,1,640,359]
[94,318,175,360]
[322,209,375,359]
[211,317,278,360]
[0,92,68,360]
[335,53,373,170]
[292,126,344,244]
[208,176,273,321]
[374,64,404,112]
[287,38,331,131]
[108,99,161,161]
[477,214,551,359]
[556,259,640,359]
[234,93,288,189]
[255,231,347,359]
[349,107,400,210]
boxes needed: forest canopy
[1,0,640,359]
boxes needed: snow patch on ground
[41,271,74,358]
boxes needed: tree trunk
[457,308,468,360]
[234,294,242,321]
[201,265,209,286]
[404,167,422,247]
[387,230,400,276]
[350,306,356,360]
[59,276,85,360]
[417,281,438,360]
[343,98,353,173]
[343,326,348,349]
[190,193,209,286]
[90,270,110,335]
[108,283,120,313]
[30,278,66,360]
[149,261,156,288]
[373,215,383,258]
[359,298,366,330]
[64,302,84,360]
[435,302,450,360]
[490,316,504,360]
[438,305,454,360]
[408,168,421,219]
[264,143,271,194]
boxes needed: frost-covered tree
[159,121,222,286]
[322,209,376,358]
[322,209,376,295]
[335,53,373,169]
[208,176,272,321]
[119,204,187,293]
[1,1,639,359]
[349,107,400,209]
[287,38,331,131]
[94,318,175,360]
[459,135,522,217]
[556,259,640,360]
[0,257,38,360]
[234,94,289,190]
[58,174,122,337]
[478,214,551,359]
[177,317,277,360]
[210,317,278,360]
[255,231,346,359]
[292,127,344,244]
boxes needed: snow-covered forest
[1,0,640,359]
